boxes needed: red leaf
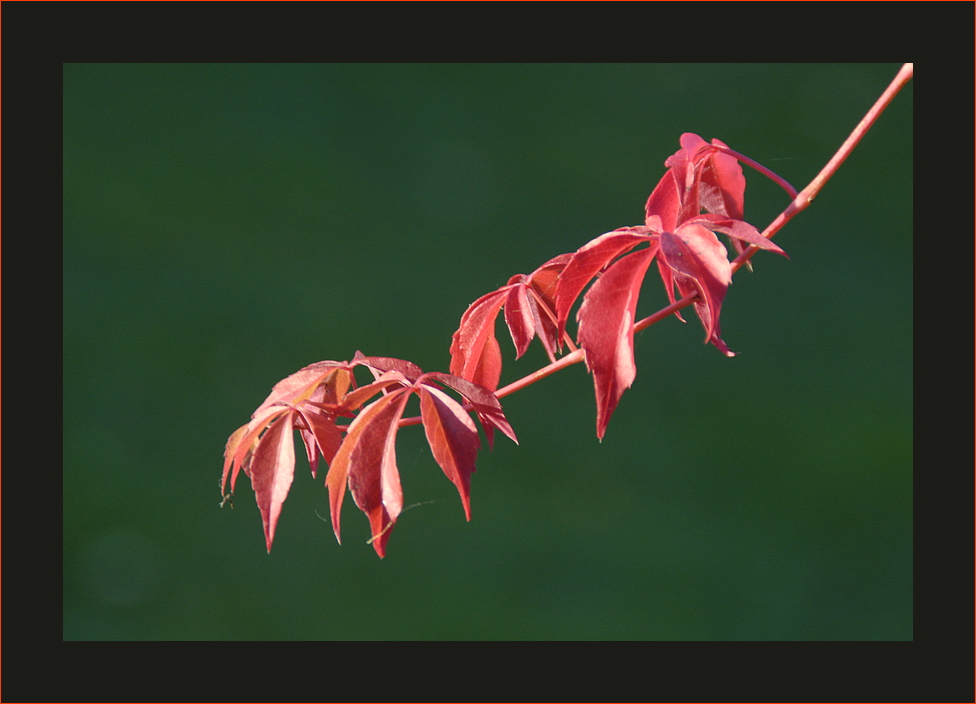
[504,277,535,359]
[645,167,681,232]
[685,214,787,258]
[326,388,412,558]
[501,270,563,362]
[526,254,570,305]
[554,227,655,340]
[523,254,571,358]
[299,408,344,470]
[654,256,686,323]
[451,255,571,389]
[470,334,502,393]
[645,133,750,234]
[295,380,342,478]
[422,372,518,449]
[576,245,658,439]
[253,361,347,417]
[353,353,424,383]
[661,224,731,285]
[235,363,356,483]
[247,410,296,553]
[419,385,480,520]
[450,289,507,390]
[659,224,734,355]
[699,137,745,221]
[234,363,354,483]
[526,288,560,361]
[222,422,252,496]
[225,404,290,497]
[334,374,410,415]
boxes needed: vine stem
[400,63,913,427]
[730,62,913,275]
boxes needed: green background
[64,63,912,640]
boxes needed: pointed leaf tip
[420,385,480,521]
[247,412,297,553]
[328,388,411,557]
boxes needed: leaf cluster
[224,132,791,557]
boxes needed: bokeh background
[64,63,912,640]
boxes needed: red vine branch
[222,64,913,558]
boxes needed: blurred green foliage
[64,64,911,640]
